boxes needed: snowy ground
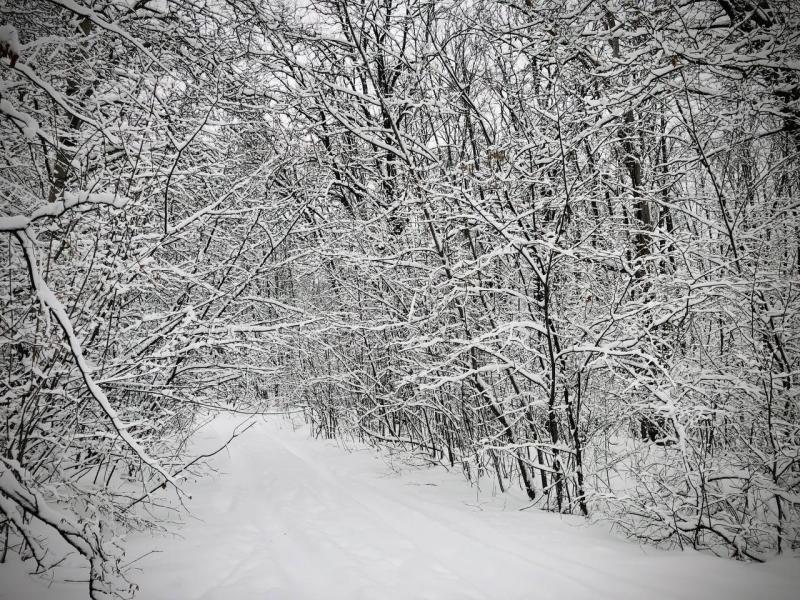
[2,415,799,600]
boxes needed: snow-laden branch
[0,98,56,146]
[0,456,128,599]
[13,229,180,490]
[43,0,163,68]
[0,191,129,231]
[12,61,113,137]
[0,456,95,559]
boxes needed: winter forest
[1,0,800,598]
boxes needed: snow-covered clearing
[2,416,798,599]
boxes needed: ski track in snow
[2,415,799,600]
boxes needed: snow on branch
[0,457,95,560]
[0,98,54,145]
[43,0,162,67]
[0,191,129,231]
[11,61,111,137]
[12,229,181,491]
[0,456,130,599]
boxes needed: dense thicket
[2,0,799,596]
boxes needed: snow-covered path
[3,416,799,599]
[127,417,798,600]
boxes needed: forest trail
[4,416,799,599]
